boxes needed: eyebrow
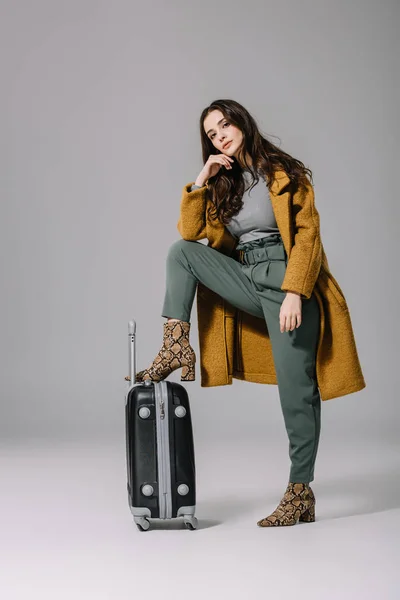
[206,118,226,136]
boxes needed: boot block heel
[181,361,195,382]
[299,505,315,523]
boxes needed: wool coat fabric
[177,169,366,401]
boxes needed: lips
[223,140,232,149]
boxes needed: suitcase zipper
[160,396,165,419]
[155,382,173,519]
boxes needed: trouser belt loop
[245,246,270,265]
[238,237,284,265]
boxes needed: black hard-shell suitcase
[125,319,198,531]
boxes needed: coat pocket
[318,267,348,310]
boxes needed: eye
[210,122,230,140]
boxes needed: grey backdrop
[1,0,398,443]
[1,2,399,599]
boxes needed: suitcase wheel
[134,516,150,531]
[183,515,198,530]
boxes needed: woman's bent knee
[167,238,202,261]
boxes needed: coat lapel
[268,169,293,256]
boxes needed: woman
[125,99,366,527]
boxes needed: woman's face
[203,109,243,159]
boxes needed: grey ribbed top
[190,169,280,245]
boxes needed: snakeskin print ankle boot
[124,320,196,383]
[257,482,316,527]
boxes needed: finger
[218,154,232,168]
[281,313,290,333]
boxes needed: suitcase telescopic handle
[128,319,136,384]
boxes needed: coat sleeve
[281,179,322,300]
[177,182,208,241]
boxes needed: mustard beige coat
[177,169,366,401]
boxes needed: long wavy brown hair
[199,99,314,225]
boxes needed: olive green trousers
[161,234,321,484]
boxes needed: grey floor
[1,432,398,600]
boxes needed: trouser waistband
[236,235,286,266]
